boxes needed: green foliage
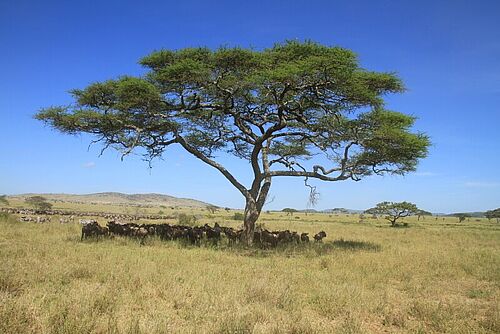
[35,41,430,232]
[233,212,244,221]
[177,213,198,226]
[0,212,16,223]
[366,201,419,226]
[453,213,471,223]
[282,208,298,215]
[35,41,428,177]
[0,195,8,206]
[25,196,52,211]
[485,208,500,222]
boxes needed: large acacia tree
[36,41,429,244]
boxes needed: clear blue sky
[1,0,499,213]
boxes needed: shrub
[0,212,16,224]
[233,212,244,221]
[178,213,198,226]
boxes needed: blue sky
[1,0,499,213]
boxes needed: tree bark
[242,197,260,246]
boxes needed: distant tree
[224,207,231,212]
[35,41,430,245]
[485,208,500,223]
[416,209,432,221]
[282,208,298,216]
[0,195,8,206]
[366,201,419,227]
[25,196,52,211]
[206,205,219,214]
[452,213,471,223]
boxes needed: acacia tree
[416,209,432,221]
[206,205,219,214]
[25,196,52,211]
[35,41,429,244]
[485,208,500,223]
[282,208,298,216]
[454,213,471,223]
[366,201,419,227]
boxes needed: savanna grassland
[0,202,499,334]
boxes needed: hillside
[7,192,213,208]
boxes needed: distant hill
[278,208,365,214]
[322,208,365,214]
[444,212,485,218]
[7,192,213,208]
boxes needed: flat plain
[0,200,498,333]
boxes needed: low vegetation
[0,202,499,333]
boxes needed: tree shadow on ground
[77,236,382,258]
[213,238,382,258]
[327,238,382,251]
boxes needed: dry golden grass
[0,207,499,333]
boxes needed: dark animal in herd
[80,221,109,240]
[314,231,327,242]
[83,220,327,247]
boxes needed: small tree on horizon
[25,196,52,211]
[416,209,432,221]
[206,205,219,214]
[35,41,429,245]
[365,201,419,227]
[454,213,471,223]
[485,208,500,223]
[282,208,298,216]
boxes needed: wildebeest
[313,231,327,242]
[261,230,278,247]
[89,218,327,248]
[300,233,310,243]
[81,221,108,240]
[204,223,222,244]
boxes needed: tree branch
[176,135,251,198]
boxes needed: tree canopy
[282,208,299,215]
[25,196,52,211]
[485,208,500,223]
[366,201,419,226]
[35,41,430,244]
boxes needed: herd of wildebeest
[82,220,327,247]
[2,208,327,248]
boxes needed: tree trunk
[242,197,260,246]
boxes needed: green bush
[0,212,16,224]
[178,213,197,226]
[232,212,244,221]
